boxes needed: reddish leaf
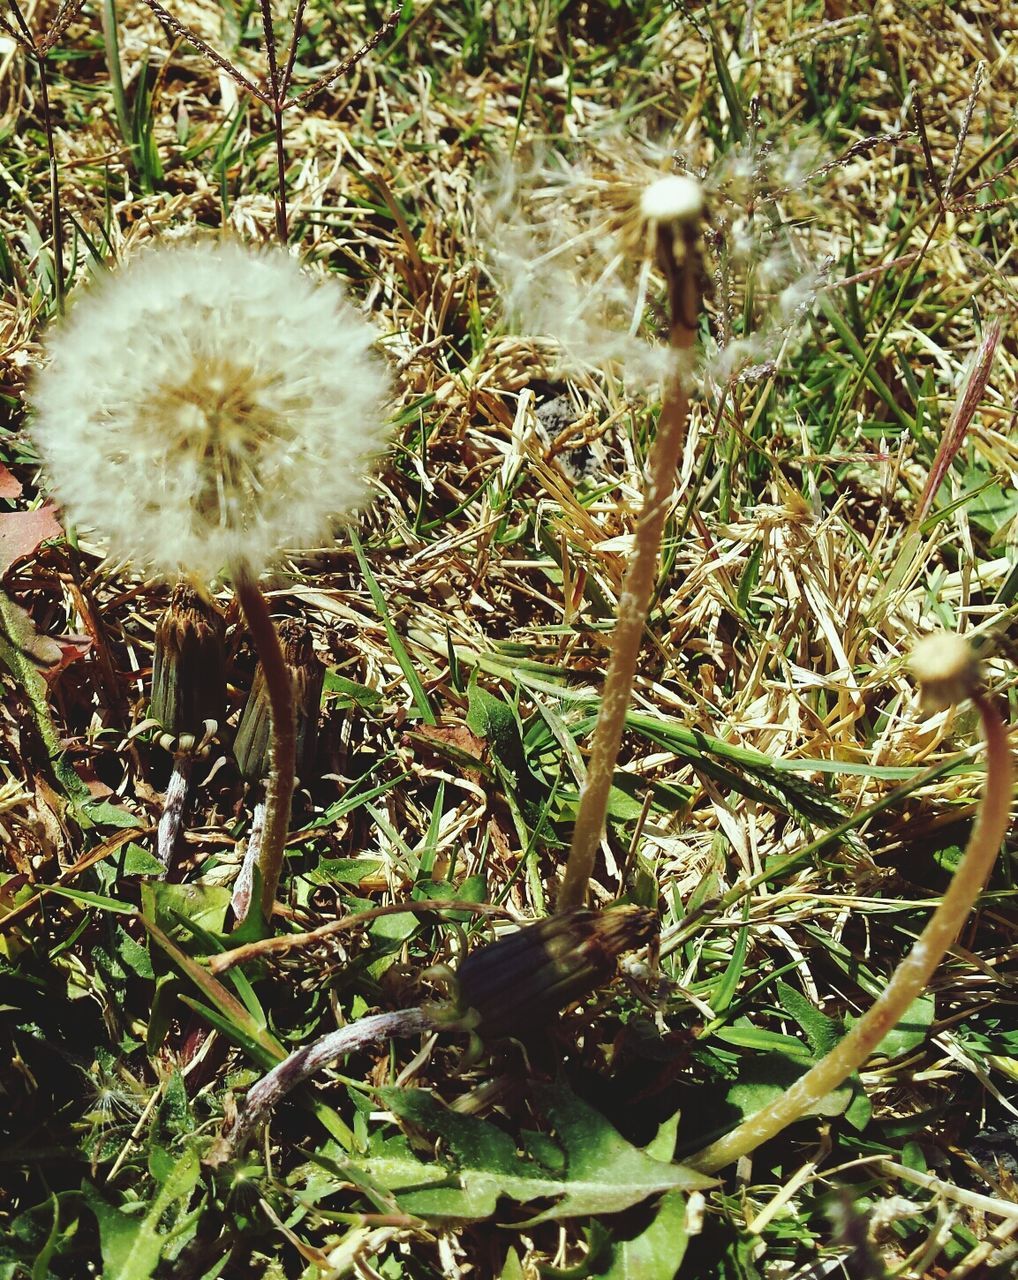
[0,465,22,500]
[0,593,90,679]
[42,637,93,684]
[0,504,63,575]
[73,765,114,801]
[916,322,1001,522]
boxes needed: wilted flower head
[31,241,391,581]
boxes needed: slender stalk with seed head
[688,633,1013,1174]
[30,242,391,926]
[558,176,704,911]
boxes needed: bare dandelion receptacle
[639,174,704,223]
[908,631,979,712]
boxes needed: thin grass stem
[10,0,65,313]
[256,0,288,243]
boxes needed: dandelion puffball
[30,241,392,582]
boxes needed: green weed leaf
[601,1189,689,1279]
[775,980,840,1056]
[376,1085,713,1224]
[866,993,936,1060]
[82,1148,200,1280]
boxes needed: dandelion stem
[558,219,701,911]
[688,689,1012,1174]
[234,572,296,920]
[157,752,193,873]
[230,798,265,922]
[209,1007,434,1163]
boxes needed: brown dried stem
[210,899,511,974]
[285,9,401,109]
[557,218,702,910]
[137,0,267,102]
[210,1007,435,1163]
[689,686,1012,1174]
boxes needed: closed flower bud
[456,905,657,1040]
[234,618,324,783]
[150,583,226,751]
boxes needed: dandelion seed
[30,240,392,582]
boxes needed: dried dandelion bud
[150,583,226,751]
[909,632,980,712]
[30,241,392,582]
[640,174,704,224]
[234,618,324,783]
[456,905,657,1040]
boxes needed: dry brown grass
[1,2,1017,1276]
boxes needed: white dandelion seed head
[30,241,392,582]
[482,148,682,390]
[480,129,831,397]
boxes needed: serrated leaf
[115,925,154,979]
[119,844,165,877]
[843,1085,872,1132]
[83,1148,200,1280]
[143,881,231,935]
[500,1248,525,1280]
[377,1085,712,1224]
[80,799,139,829]
[725,1051,852,1123]
[466,682,523,775]
[644,1111,681,1163]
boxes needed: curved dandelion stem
[233,571,296,920]
[557,216,702,911]
[687,690,1012,1174]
